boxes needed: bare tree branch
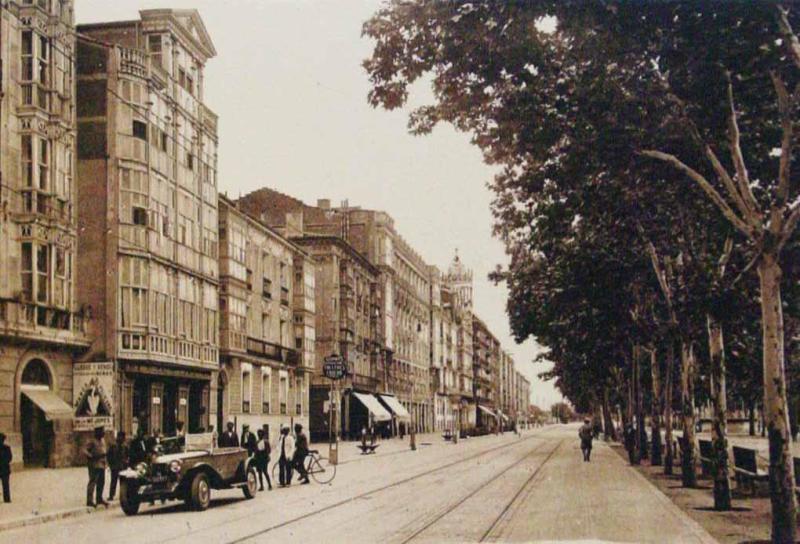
[777,202,800,253]
[718,237,734,278]
[778,5,800,70]
[772,71,794,206]
[725,71,760,216]
[639,150,754,237]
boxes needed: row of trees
[364,2,800,541]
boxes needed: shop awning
[497,410,510,422]
[22,388,73,421]
[379,394,411,421]
[478,405,497,418]
[352,392,392,422]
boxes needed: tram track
[395,438,563,544]
[194,429,557,544]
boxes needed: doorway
[20,359,54,467]
[162,382,177,436]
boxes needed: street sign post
[324,355,346,464]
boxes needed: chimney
[317,199,331,210]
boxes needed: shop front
[119,361,211,438]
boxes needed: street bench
[732,446,768,494]
[442,429,453,441]
[357,443,379,455]
[698,439,714,477]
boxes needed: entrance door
[20,359,54,467]
[21,394,52,467]
[133,379,150,435]
[189,383,204,433]
[162,382,177,436]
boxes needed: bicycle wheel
[308,455,336,485]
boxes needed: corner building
[76,10,220,437]
[0,0,89,468]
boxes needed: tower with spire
[444,249,473,314]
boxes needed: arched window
[21,359,51,389]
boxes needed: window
[160,130,168,152]
[261,369,271,413]
[132,120,147,141]
[132,206,147,226]
[21,243,33,301]
[147,35,162,67]
[261,313,270,340]
[21,135,33,188]
[279,375,288,415]
[242,366,252,413]
[295,376,303,415]
[186,151,194,171]
[119,256,148,328]
[35,245,49,303]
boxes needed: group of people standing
[217,421,310,489]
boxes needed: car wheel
[243,467,258,499]
[189,472,211,511]
[119,480,140,516]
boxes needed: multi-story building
[516,371,531,425]
[498,350,515,427]
[0,0,90,468]
[236,189,425,435]
[472,315,500,432]
[76,9,220,438]
[217,196,313,445]
[443,252,475,433]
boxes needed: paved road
[2,425,717,543]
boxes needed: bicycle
[272,449,337,485]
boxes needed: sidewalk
[0,430,461,532]
[494,432,718,543]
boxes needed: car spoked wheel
[243,467,258,499]
[190,473,211,511]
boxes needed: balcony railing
[245,336,300,365]
[0,299,89,346]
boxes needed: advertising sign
[73,362,114,431]
[323,355,347,380]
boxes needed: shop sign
[73,362,114,431]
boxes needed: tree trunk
[602,385,616,441]
[650,348,663,466]
[635,345,648,461]
[748,400,756,436]
[680,342,698,488]
[757,255,797,543]
[707,314,732,511]
[664,340,675,476]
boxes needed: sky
[77,0,563,409]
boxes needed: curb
[0,502,113,533]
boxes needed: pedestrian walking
[255,429,272,491]
[579,418,594,462]
[0,433,12,503]
[84,426,109,508]
[219,421,239,448]
[277,425,295,487]
[240,424,257,457]
[293,423,310,485]
[361,426,368,449]
[107,431,128,501]
[128,427,147,467]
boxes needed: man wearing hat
[0,432,12,503]
[240,424,257,457]
[277,425,295,487]
[84,426,109,507]
[219,421,239,448]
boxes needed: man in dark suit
[128,427,147,467]
[107,431,128,500]
[0,433,12,503]
[219,421,239,448]
[240,424,257,457]
[293,423,310,485]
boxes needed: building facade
[217,196,313,445]
[472,315,500,433]
[76,9,220,438]
[0,0,90,468]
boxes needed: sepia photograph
[1,1,799,542]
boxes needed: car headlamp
[169,459,183,473]
[135,462,148,478]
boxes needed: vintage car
[118,433,258,515]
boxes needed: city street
[2,425,716,543]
